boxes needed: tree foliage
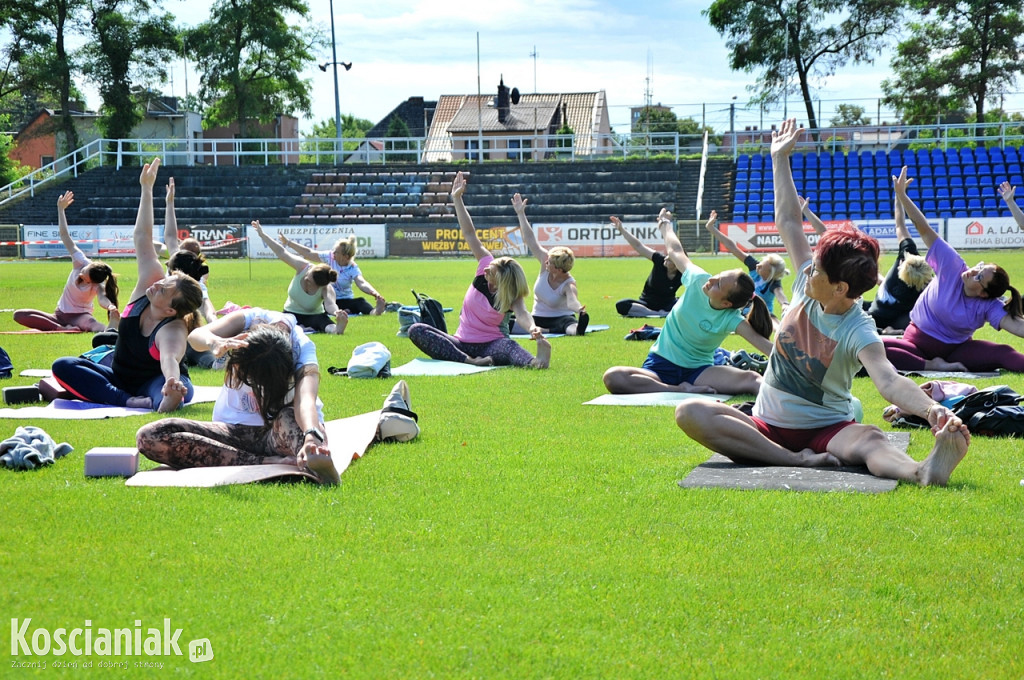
[188,0,322,137]
[831,103,871,126]
[881,0,1024,129]
[703,0,901,134]
[632,108,719,145]
[80,0,179,147]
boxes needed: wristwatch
[303,428,325,443]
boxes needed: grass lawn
[1,252,1023,678]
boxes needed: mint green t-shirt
[651,264,743,368]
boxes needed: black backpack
[412,290,447,334]
[0,346,11,379]
[889,385,1023,431]
[950,385,1023,421]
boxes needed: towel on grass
[1,425,73,470]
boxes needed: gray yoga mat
[678,431,910,493]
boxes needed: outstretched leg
[825,421,970,486]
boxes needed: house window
[466,139,490,161]
[507,139,532,161]
[41,156,55,167]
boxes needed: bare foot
[797,449,842,467]
[923,357,968,372]
[305,453,340,486]
[373,297,386,315]
[918,423,970,486]
[107,308,121,329]
[533,336,551,369]
[157,390,185,413]
[880,326,903,336]
[334,312,348,335]
[673,382,716,394]
[465,355,494,367]
[126,396,153,409]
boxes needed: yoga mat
[511,324,611,339]
[0,385,221,419]
[125,410,381,487]
[901,370,1001,379]
[678,431,909,493]
[391,358,502,376]
[0,329,82,334]
[584,392,734,406]
[19,369,52,378]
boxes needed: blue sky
[143,0,1019,135]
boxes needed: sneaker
[729,350,768,374]
[575,311,590,335]
[377,380,420,442]
[384,301,403,313]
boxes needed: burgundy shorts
[750,417,856,454]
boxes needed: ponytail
[745,295,774,340]
[104,273,119,309]
[88,261,119,308]
[1005,284,1023,319]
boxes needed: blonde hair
[333,235,357,259]
[760,254,789,283]
[547,246,575,273]
[491,257,529,313]
[898,254,934,291]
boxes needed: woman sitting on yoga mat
[675,119,970,487]
[862,182,933,334]
[510,192,588,336]
[407,171,551,368]
[136,310,419,485]
[276,233,387,316]
[704,214,789,318]
[882,166,1024,373]
[51,158,203,412]
[14,191,120,333]
[611,215,682,317]
[251,220,346,335]
[602,209,774,396]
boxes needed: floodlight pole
[329,0,342,164]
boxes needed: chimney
[497,76,510,124]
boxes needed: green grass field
[2,252,1023,678]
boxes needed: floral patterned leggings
[136,406,304,468]
[408,323,535,367]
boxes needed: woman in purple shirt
[883,167,1024,372]
[407,172,551,368]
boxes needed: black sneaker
[575,311,590,336]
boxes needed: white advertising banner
[245,224,388,259]
[946,216,1024,249]
[23,225,140,258]
[719,218,940,254]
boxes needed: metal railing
[4,121,1024,210]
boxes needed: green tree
[188,0,322,137]
[831,103,872,126]
[300,114,371,163]
[881,0,1024,134]
[385,117,415,162]
[80,0,179,152]
[704,0,901,135]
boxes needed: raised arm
[511,193,547,266]
[252,221,308,273]
[130,158,166,300]
[55,191,83,257]
[277,233,320,263]
[163,178,178,256]
[451,171,490,261]
[770,119,812,267]
[610,216,656,259]
[999,182,1024,229]
[893,166,940,247]
[893,184,911,242]
[799,196,827,235]
[659,209,691,271]
[703,210,747,263]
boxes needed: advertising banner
[387,222,671,258]
[719,219,940,254]
[173,224,247,259]
[946,216,1024,249]
[245,224,387,259]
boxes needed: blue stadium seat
[935,176,949,189]
[982,186,996,198]
[803,179,818,192]
[954,210,968,218]
[953,198,967,211]
[923,200,938,213]
[916,149,932,165]
[985,209,1002,217]
[959,147,975,163]
[1005,147,1020,162]
[968,198,982,211]
[966,186,980,198]
[936,187,951,200]
[862,189,876,201]
[737,155,751,170]
[820,179,833,191]
[834,179,847,192]
[965,175,980,188]
[791,153,805,169]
